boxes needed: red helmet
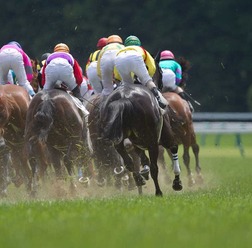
[160,50,175,60]
[97,37,108,49]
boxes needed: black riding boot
[72,86,83,103]
[151,87,166,109]
[178,92,194,112]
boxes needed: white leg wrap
[172,153,181,175]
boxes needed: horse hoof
[114,166,124,176]
[196,175,204,185]
[172,179,183,191]
[188,177,196,187]
[78,177,90,187]
[155,191,163,197]
[140,165,150,180]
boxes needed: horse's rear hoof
[172,177,183,191]
[155,191,163,197]
[196,175,204,185]
[78,177,90,188]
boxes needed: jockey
[114,35,168,109]
[0,41,36,97]
[97,34,124,95]
[159,50,194,111]
[85,37,108,94]
[41,43,84,102]
[38,52,50,89]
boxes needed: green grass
[1,134,252,248]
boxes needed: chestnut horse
[161,92,203,186]
[0,85,31,197]
[99,83,182,196]
[153,54,203,186]
[24,89,92,196]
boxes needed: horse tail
[34,99,54,142]
[176,56,191,89]
[101,98,133,144]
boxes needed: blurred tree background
[1,0,251,112]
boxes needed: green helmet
[124,35,141,46]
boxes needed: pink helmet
[96,37,108,49]
[160,50,175,60]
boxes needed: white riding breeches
[115,50,152,86]
[86,61,103,93]
[44,58,76,91]
[161,68,177,91]
[99,49,118,95]
[0,48,34,93]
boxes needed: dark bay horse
[24,89,92,196]
[0,84,31,197]
[86,94,135,190]
[99,83,182,196]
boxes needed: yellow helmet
[107,35,123,44]
[54,43,70,53]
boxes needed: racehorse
[0,84,31,197]
[99,83,182,196]
[160,92,203,186]
[86,94,136,191]
[24,89,92,196]
[153,53,203,186]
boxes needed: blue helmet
[8,41,22,49]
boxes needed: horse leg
[50,150,69,198]
[116,141,144,193]
[158,147,172,185]
[170,145,183,191]
[191,142,204,184]
[64,145,78,196]
[182,145,195,187]
[10,148,33,195]
[148,144,163,196]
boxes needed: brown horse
[153,54,203,186]
[24,89,92,196]
[0,84,31,197]
[161,92,203,186]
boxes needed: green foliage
[0,0,251,111]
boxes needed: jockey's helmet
[124,35,141,46]
[8,41,22,49]
[160,50,175,60]
[41,53,51,65]
[107,35,123,44]
[97,37,108,49]
[54,43,70,53]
